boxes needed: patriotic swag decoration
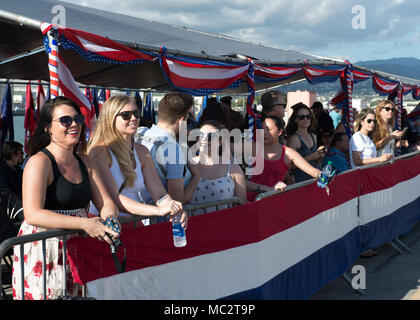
[42,24,93,129]
[39,23,419,137]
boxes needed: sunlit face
[197,124,221,155]
[295,108,312,129]
[49,104,82,147]
[263,118,281,143]
[380,103,395,122]
[362,113,377,132]
[114,103,140,138]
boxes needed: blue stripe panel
[222,227,362,300]
[360,196,420,251]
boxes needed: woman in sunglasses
[285,103,326,183]
[189,120,248,214]
[372,100,408,156]
[13,97,120,300]
[349,108,392,168]
[87,95,185,226]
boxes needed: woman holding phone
[286,103,326,183]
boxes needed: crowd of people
[1,89,420,299]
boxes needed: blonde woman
[372,100,408,156]
[87,95,186,226]
[349,108,392,169]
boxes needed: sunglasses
[366,119,377,124]
[297,114,311,120]
[383,107,394,112]
[53,114,85,128]
[117,109,141,121]
[322,133,333,138]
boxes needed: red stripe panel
[166,71,246,90]
[67,170,360,284]
[161,58,248,89]
[167,57,243,69]
[60,27,155,62]
[359,153,420,195]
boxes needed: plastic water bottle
[317,161,333,188]
[172,213,187,247]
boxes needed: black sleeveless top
[42,149,92,211]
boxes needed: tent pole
[0,9,42,30]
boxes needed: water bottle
[317,161,333,188]
[172,213,187,247]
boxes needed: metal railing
[254,150,420,202]
[0,197,243,300]
[184,197,244,216]
[0,214,146,300]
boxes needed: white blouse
[349,131,377,168]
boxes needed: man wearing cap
[261,90,286,119]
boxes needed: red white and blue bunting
[40,23,420,136]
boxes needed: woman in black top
[285,103,327,183]
[12,97,119,300]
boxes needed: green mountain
[278,57,420,96]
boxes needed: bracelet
[156,194,169,205]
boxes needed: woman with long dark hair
[12,97,119,300]
[285,103,326,183]
[246,115,321,201]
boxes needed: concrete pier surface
[311,221,420,300]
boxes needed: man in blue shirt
[137,92,200,204]
[322,132,350,174]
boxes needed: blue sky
[63,0,420,63]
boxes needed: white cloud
[379,18,400,36]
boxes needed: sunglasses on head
[53,114,85,128]
[383,107,394,112]
[297,114,311,120]
[366,119,377,124]
[117,109,141,121]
